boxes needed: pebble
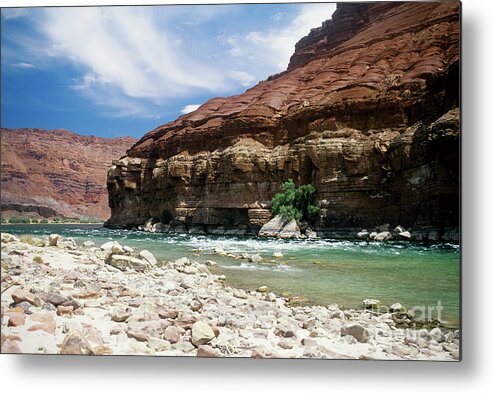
[11,289,42,307]
[164,326,181,344]
[191,321,215,347]
[59,330,94,355]
[44,292,69,306]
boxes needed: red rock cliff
[106,2,460,240]
[1,128,136,221]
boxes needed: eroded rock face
[1,128,136,221]
[106,2,460,239]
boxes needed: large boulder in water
[259,215,289,237]
[278,219,301,239]
[259,215,301,239]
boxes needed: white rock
[107,254,150,271]
[374,231,392,241]
[83,240,95,247]
[1,233,20,243]
[429,327,445,343]
[139,250,158,266]
[233,289,248,299]
[398,231,412,239]
[213,247,227,256]
[266,292,277,302]
[49,234,60,246]
[249,254,262,263]
[273,252,284,258]
[357,230,369,239]
[259,215,289,237]
[191,321,215,347]
[341,323,371,343]
[123,245,134,253]
[278,219,301,239]
[363,299,381,309]
[100,241,119,252]
[111,242,124,254]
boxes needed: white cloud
[11,62,35,69]
[180,104,201,114]
[3,4,337,119]
[40,7,226,102]
[224,3,337,72]
[228,70,256,87]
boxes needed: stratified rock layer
[1,128,136,221]
[106,2,460,240]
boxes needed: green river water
[1,224,460,327]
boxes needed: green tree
[272,179,320,223]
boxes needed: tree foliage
[271,179,320,223]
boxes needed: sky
[1,2,336,138]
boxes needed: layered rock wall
[106,2,460,240]
[1,128,136,221]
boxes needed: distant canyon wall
[1,128,136,221]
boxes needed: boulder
[374,231,392,241]
[12,289,42,307]
[191,321,215,347]
[100,241,120,252]
[393,225,406,234]
[278,219,301,239]
[164,326,181,344]
[152,222,164,232]
[111,242,124,254]
[363,298,381,309]
[341,323,371,343]
[196,345,222,357]
[357,230,369,239]
[259,215,289,237]
[249,253,262,263]
[398,231,412,239]
[59,330,94,355]
[48,234,60,246]
[147,337,172,352]
[369,231,378,240]
[213,247,227,256]
[107,254,150,271]
[233,289,248,299]
[82,240,95,247]
[389,302,404,312]
[44,292,69,307]
[429,327,445,343]
[305,227,318,239]
[257,286,270,293]
[139,250,158,266]
[272,252,284,258]
[111,308,130,322]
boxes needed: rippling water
[2,224,460,327]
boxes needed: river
[1,224,460,327]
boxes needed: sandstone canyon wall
[1,128,136,221]
[106,2,460,240]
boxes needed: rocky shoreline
[127,217,459,244]
[1,232,459,360]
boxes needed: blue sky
[1,3,336,138]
